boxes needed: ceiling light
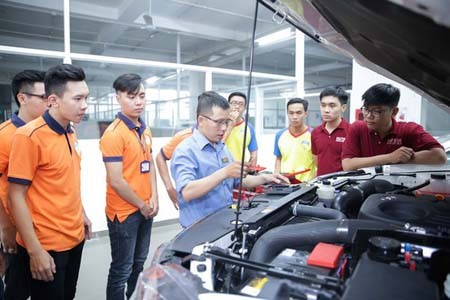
[145,76,160,85]
[256,28,294,46]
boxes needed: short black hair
[319,86,349,105]
[11,70,46,107]
[197,91,229,117]
[45,64,86,97]
[113,73,143,94]
[228,91,247,105]
[287,98,309,112]
[362,83,400,107]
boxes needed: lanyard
[134,128,148,159]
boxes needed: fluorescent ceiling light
[221,47,242,56]
[256,28,293,46]
[145,76,160,84]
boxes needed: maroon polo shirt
[312,119,350,176]
[342,119,443,159]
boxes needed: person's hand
[224,161,248,179]
[139,203,153,219]
[166,186,179,210]
[229,110,240,123]
[29,248,56,282]
[149,197,159,218]
[82,213,92,240]
[1,221,17,254]
[389,146,414,164]
[263,173,290,185]
[247,156,257,167]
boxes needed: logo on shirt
[145,135,151,145]
[221,157,229,164]
[386,138,402,145]
[336,137,346,143]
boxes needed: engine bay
[137,165,450,299]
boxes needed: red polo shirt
[342,119,443,159]
[311,119,350,176]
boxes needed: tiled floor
[76,222,182,300]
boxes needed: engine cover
[358,193,450,235]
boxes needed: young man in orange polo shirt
[100,73,158,300]
[7,64,91,300]
[0,70,47,300]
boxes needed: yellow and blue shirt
[225,120,258,162]
[273,127,316,182]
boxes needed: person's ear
[17,93,26,106]
[47,94,59,108]
[392,107,399,117]
[341,104,347,112]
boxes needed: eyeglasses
[22,92,47,101]
[361,106,388,117]
[229,101,245,107]
[200,114,232,127]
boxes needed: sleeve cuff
[103,156,123,162]
[8,177,31,185]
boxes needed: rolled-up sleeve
[171,146,198,195]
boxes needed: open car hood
[260,0,450,113]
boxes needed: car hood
[260,0,450,113]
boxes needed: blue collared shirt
[171,129,238,228]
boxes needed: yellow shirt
[274,127,316,181]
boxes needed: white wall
[80,134,278,232]
[351,61,422,123]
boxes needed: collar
[369,118,397,137]
[11,111,26,128]
[320,118,348,132]
[193,129,224,151]
[235,118,245,126]
[289,126,309,138]
[117,112,146,136]
[43,110,73,134]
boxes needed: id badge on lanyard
[140,160,150,173]
[136,129,150,173]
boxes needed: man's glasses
[361,106,388,117]
[200,114,232,127]
[22,92,47,101]
[229,101,245,107]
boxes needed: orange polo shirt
[0,113,26,219]
[100,113,153,222]
[160,127,194,161]
[8,111,84,251]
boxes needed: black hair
[319,86,349,105]
[362,83,400,107]
[197,91,229,117]
[287,98,309,112]
[11,70,46,107]
[113,73,143,94]
[44,64,86,97]
[228,91,247,105]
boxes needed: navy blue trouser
[106,211,153,300]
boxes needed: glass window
[421,98,450,163]
[0,54,61,123]
[72,60,206,138]
[262,83,297,131]
[0,2,64,51]
[304,37,352,93]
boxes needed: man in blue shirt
[171,91,288,228]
